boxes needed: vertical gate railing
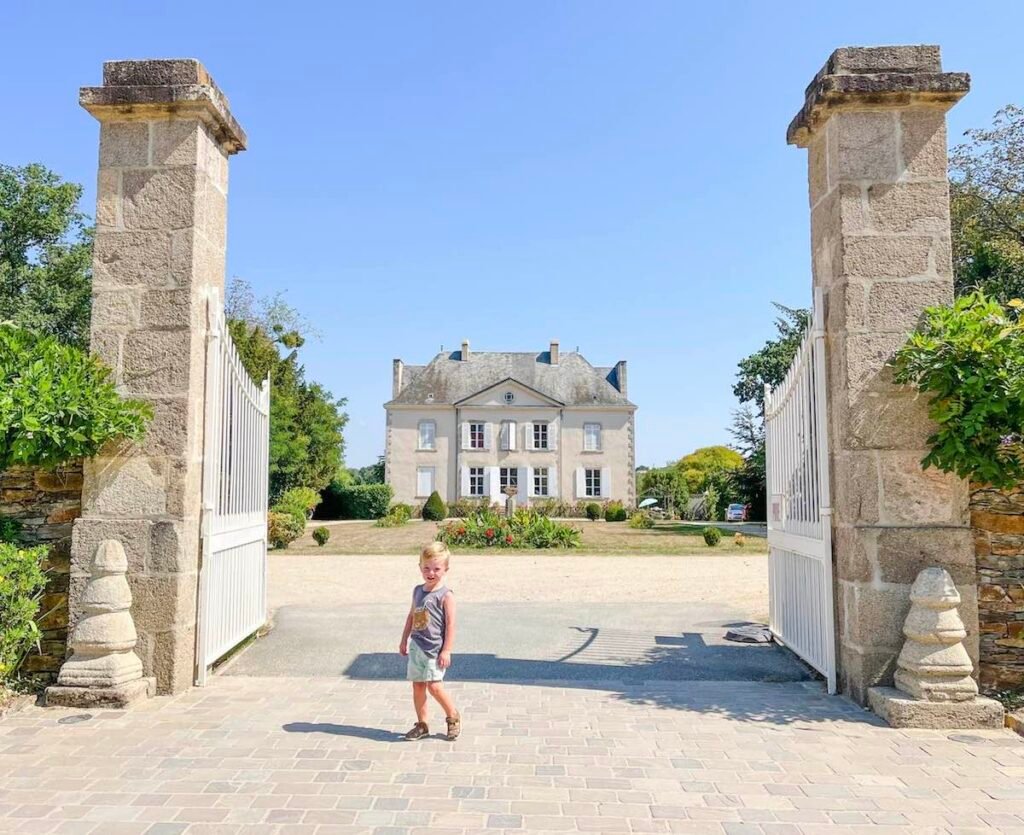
[765,288,836,694]
[196,288,271,686]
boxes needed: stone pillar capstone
[787,46,978,704]
[868,568,1003,727]
[46,540,155,707]
[67,60,246,694]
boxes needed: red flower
[505,535,514,544]
[485,528,495,538]
[458,527,466,536]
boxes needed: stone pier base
[868,686,1004,729]
[45,678,156,709]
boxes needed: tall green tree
[226,279,348,501]
[950,105,1024,303]
[0,164,92,349]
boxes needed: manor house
[385,341,636,508]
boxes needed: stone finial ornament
[45,540,155,708]
[868,568,1003,729]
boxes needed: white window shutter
[524,422,533,450]
[518,467,528,504]
[526,466,534,497]
[549,465,558,497]
[576,466,585,499]
[490,467,503,504]
[460,466,469,497]
[548,421,558,450]
[601,466,611,499]
[483,467,492,501]
[461,422,470,450]
[507,420,517,451]
[483,423,493,451]
[500,422,509,451]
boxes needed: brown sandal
[446,713,461,741]
[403,721,429,740]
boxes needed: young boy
[399,541,460,741]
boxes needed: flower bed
[438,509,581,549]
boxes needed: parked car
[726,503,748,522]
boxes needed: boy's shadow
[282,722,401,742]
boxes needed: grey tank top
[410,585,450,657]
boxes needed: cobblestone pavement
[1,676,1023,834]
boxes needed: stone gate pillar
[787,46,974,703]
[69,61,246,694]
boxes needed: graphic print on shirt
[412,607,429,632]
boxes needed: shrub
[422,491,447,521]
[628,511,654,529]
[0,517,23,545]
[390,503,413,522]
[0,542,50,681]
[0,325,151,470]
[585,502,602,521]
[702,526,722,547]
[268,511,304,549]
[312,526,330,547]
[604,501,628,522]
[325,484,393,519]
[893,293,1024,488]
[277,486,321,519]
[734,532,746,547]
[376,504,412,528]
[438,509,581,550]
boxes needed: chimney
[549,340,559,365]
[392,359,404,398]
[461,339,470,361]
[614,360,628,397]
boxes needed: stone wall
[0,463,83,684]
[972,483,1024,691]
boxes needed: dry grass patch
[285,519,765,556]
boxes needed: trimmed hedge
[316,483,393,520]
[422,491,447,521]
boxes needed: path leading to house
[224,553,807,685]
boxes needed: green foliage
[628,512,654,529]
[438,509,582,549]
[376,503,412,528]
[732,304,812,414]
[702,526,722,547]
[267,511,304,549]
[893,292,1024,488]
[604,501,628,522]
[226,279,348,502]
[312,526,330,547]
[422,491,447,521]
[0,517,23,545]
[0,542,50,681]
[276,487,320,519]
[0,325,151,470]
[637,467,690,516]
[950,106,1024,303]
[390,503,413,521]
[585,502,602,521]
[317,483,393,519]
[699,485,721,521]
[0,164,93,349]
[728,405,767,521]
[348,456,385,485]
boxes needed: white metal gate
[196,289,271,685]
[764,289,836,693]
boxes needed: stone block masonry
[789,45,974,704]
[972,483,1024,691]
[0,464,83,684]
[68,60,246,694]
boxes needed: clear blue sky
[4,2,1022,468]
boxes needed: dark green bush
[585,503,602,521]
[422,491,447,521]
[604,501,628,522]
[0,517,23,545]
[0,542,50,681]
[315,483,393,519]
[312,526,330,547]
[702,526,722,547]
[268,511,304,549]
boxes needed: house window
[416,467,435,497]
[533,422,548,450]
[504,391,515,404]
[500,467,518,492]
[585,468,602,498]
[470,422,485,449]
[584,423,601,452]
[533,467,549,497]
[418,420,436,451]
[469,467,485,497]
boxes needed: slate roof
[387,350,633,408]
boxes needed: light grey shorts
[407,641,445,682]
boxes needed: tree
[732,304,811,415]
[672,445,743,519]
[0,164,92,349]
[226,279,348,501]
[729,405,767,521]
[349,456,385,485]
[637,467,689,517]
[949,105,1024,303]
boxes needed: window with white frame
[533,422,548,450]
[470,422,485,449]
[585,468,602,498]
[584,422,601,451]
[533,467,549,497]
[469,467,485,496]
[500,467,518,491]
[417,420,436,450]
[416,467,435,497]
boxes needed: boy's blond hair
[420,541,451,566]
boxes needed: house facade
[385,340,636,508]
